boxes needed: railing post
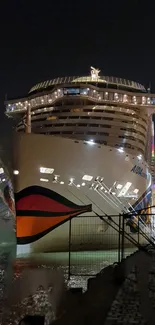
[138,215,140,245]
[118,214,121,263]
[121,214,125,260]
[68,218,72,280]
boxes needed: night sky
[1,0,155,139]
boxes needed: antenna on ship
[90,66,101,88]
[90,66,100,80]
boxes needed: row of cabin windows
[32,109,147,123]
[52,123,144,134]
[119,136,145,146]
[69,109,146,123]
[19,117,147,133]
[41,123,112,128]
[30,116,147,135]
[31,118,147,131]
[32,106,142,117]
[38,130,109,136]
[31,117,147,131]
[120,127,144,136]
[53,107,142,117]
[34,128,145,143]
[31,115,146,128]
[33,129,144,151]
[115,143,143,151]
[38,123,146,137]
[17,125,145,152]
[21,110,147,124]
[17,122,146,139]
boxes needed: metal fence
[14,212,155,283]
[67,212,155,278]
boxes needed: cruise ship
[5,67,154,254]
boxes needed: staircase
[51,213,155,325]
[52,248,155,325]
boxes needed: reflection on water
[0,249,137,324]
[0,244,16,324]
[0,180,16,323]
[20,249,136,288]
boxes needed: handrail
[97,213,155,255]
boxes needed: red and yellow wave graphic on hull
[15,186,92,244]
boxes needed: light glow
[116,184,123,189]
[87,139,95,145]
[82,182,85,186]
[133,188,139,194]
[118,148,124,153]
[40,178,49,182]
[40,167,54,174]
[142,96,146,104]
[137,154,142,160]
[0,168,4,174]
[68,178,74,186]
[13,170,19,175]
[118,182,132,197]
[82,175,93,181]
[53,175,59,182]
[90,66,100,80]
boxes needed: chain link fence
[67,212,154,278]
[13,213,155,281]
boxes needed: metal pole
[121,214,125,260]
[25,105,31,133]
[138,215,140,245]
[68,218,72,280]
[118,214,121,263]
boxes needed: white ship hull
[13,133,152,255]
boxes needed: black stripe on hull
[15,185,88,210]
[16,207,91,217]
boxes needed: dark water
[0,248,137,324]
